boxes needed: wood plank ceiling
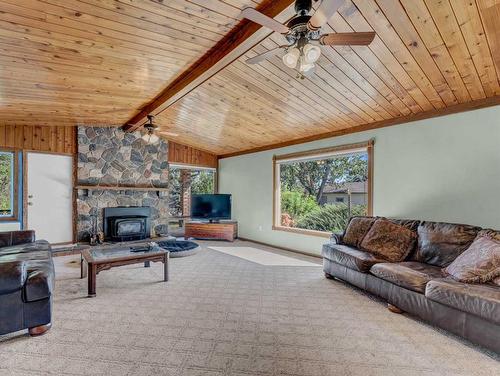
[0,0,263,127]
[0,1,499,155]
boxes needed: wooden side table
[185,221,238,242]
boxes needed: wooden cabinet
[185,221,238,242]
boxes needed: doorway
[26,152,73,244]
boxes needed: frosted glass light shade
[142,132,159,144]
[282,48,300,68]
[303,43,321,64]
[299,55,315,74]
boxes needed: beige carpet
[208,246,319,267]
[0,240,498,376]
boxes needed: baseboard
[238,236,322,259]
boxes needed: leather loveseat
[322,217,499,354]
[0,230,54,336]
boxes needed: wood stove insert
[103,207,151,242]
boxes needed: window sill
[272,225,331,238]
[0,217,19,223]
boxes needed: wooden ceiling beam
[121,0,295,132]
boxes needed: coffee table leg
[163,252,169,282]
[88,263,96,298]
[80,253,87,279]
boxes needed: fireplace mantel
[75,185,168,192]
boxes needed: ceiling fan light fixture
[282,47,300,68]
[142,114,160,144]
[303,43,321,64]
[141,131,159,144]
[299,55,315,74]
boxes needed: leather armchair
[0,230,54,336]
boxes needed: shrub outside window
[0,150,18,221]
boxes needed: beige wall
[219,105,500,256]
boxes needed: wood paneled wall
[0,125,76,155]
[168,141,218,169]
[0,125,216,169]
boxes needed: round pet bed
[157,240,200,258]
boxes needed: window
[168,166,216,234]
[0,150,19,221]
[273,140,373,237]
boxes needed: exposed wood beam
[122,0,295,132]
[218,95,500,159]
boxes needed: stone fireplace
[76,126,169,242]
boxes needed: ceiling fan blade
[158,130,179,137]
[308,0,344,30]
[319,32,376,46]
[240,7,290,34]
[246,46,287,64]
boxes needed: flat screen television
[191,194,231,222]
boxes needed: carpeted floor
[0,240,498,376]
[208,246,319,266]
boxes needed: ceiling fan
[240,0,375,77]
[140,115,178,144]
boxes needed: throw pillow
[360,218,417,262]
[413,222,481,267]
[492,276,500,287]
[342,216,377,248]
[444,232,500,284]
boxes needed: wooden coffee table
[80,245,169,297]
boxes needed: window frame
[168,164,217,219]
[272,139,374,238]
[0,148,19,222]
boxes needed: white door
[27,153,73,244]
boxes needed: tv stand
[185,221,238,242]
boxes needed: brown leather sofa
[0,230,54,336]
[322,218,500,354]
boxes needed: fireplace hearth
[103,207,151,242]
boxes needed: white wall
[0,222,21,231]
[219,105,500,256]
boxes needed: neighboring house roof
[323,181,367,194]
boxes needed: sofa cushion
[0,261,27,294]
[342,216,377,247]
[322,243,385,273]
[390,219,421,232]
[426,278,500,325]
[0,240,50,257]
[370,262,443,293]
[444,232,500,283]
[0,230,35,248]
[360,219,417,262]
[23,259,54,302]
[413,222,481,267]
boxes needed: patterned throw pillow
[492,276,500,286]
[342,216,377,248]
[360,218,417,262]
[444,233,500,284]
